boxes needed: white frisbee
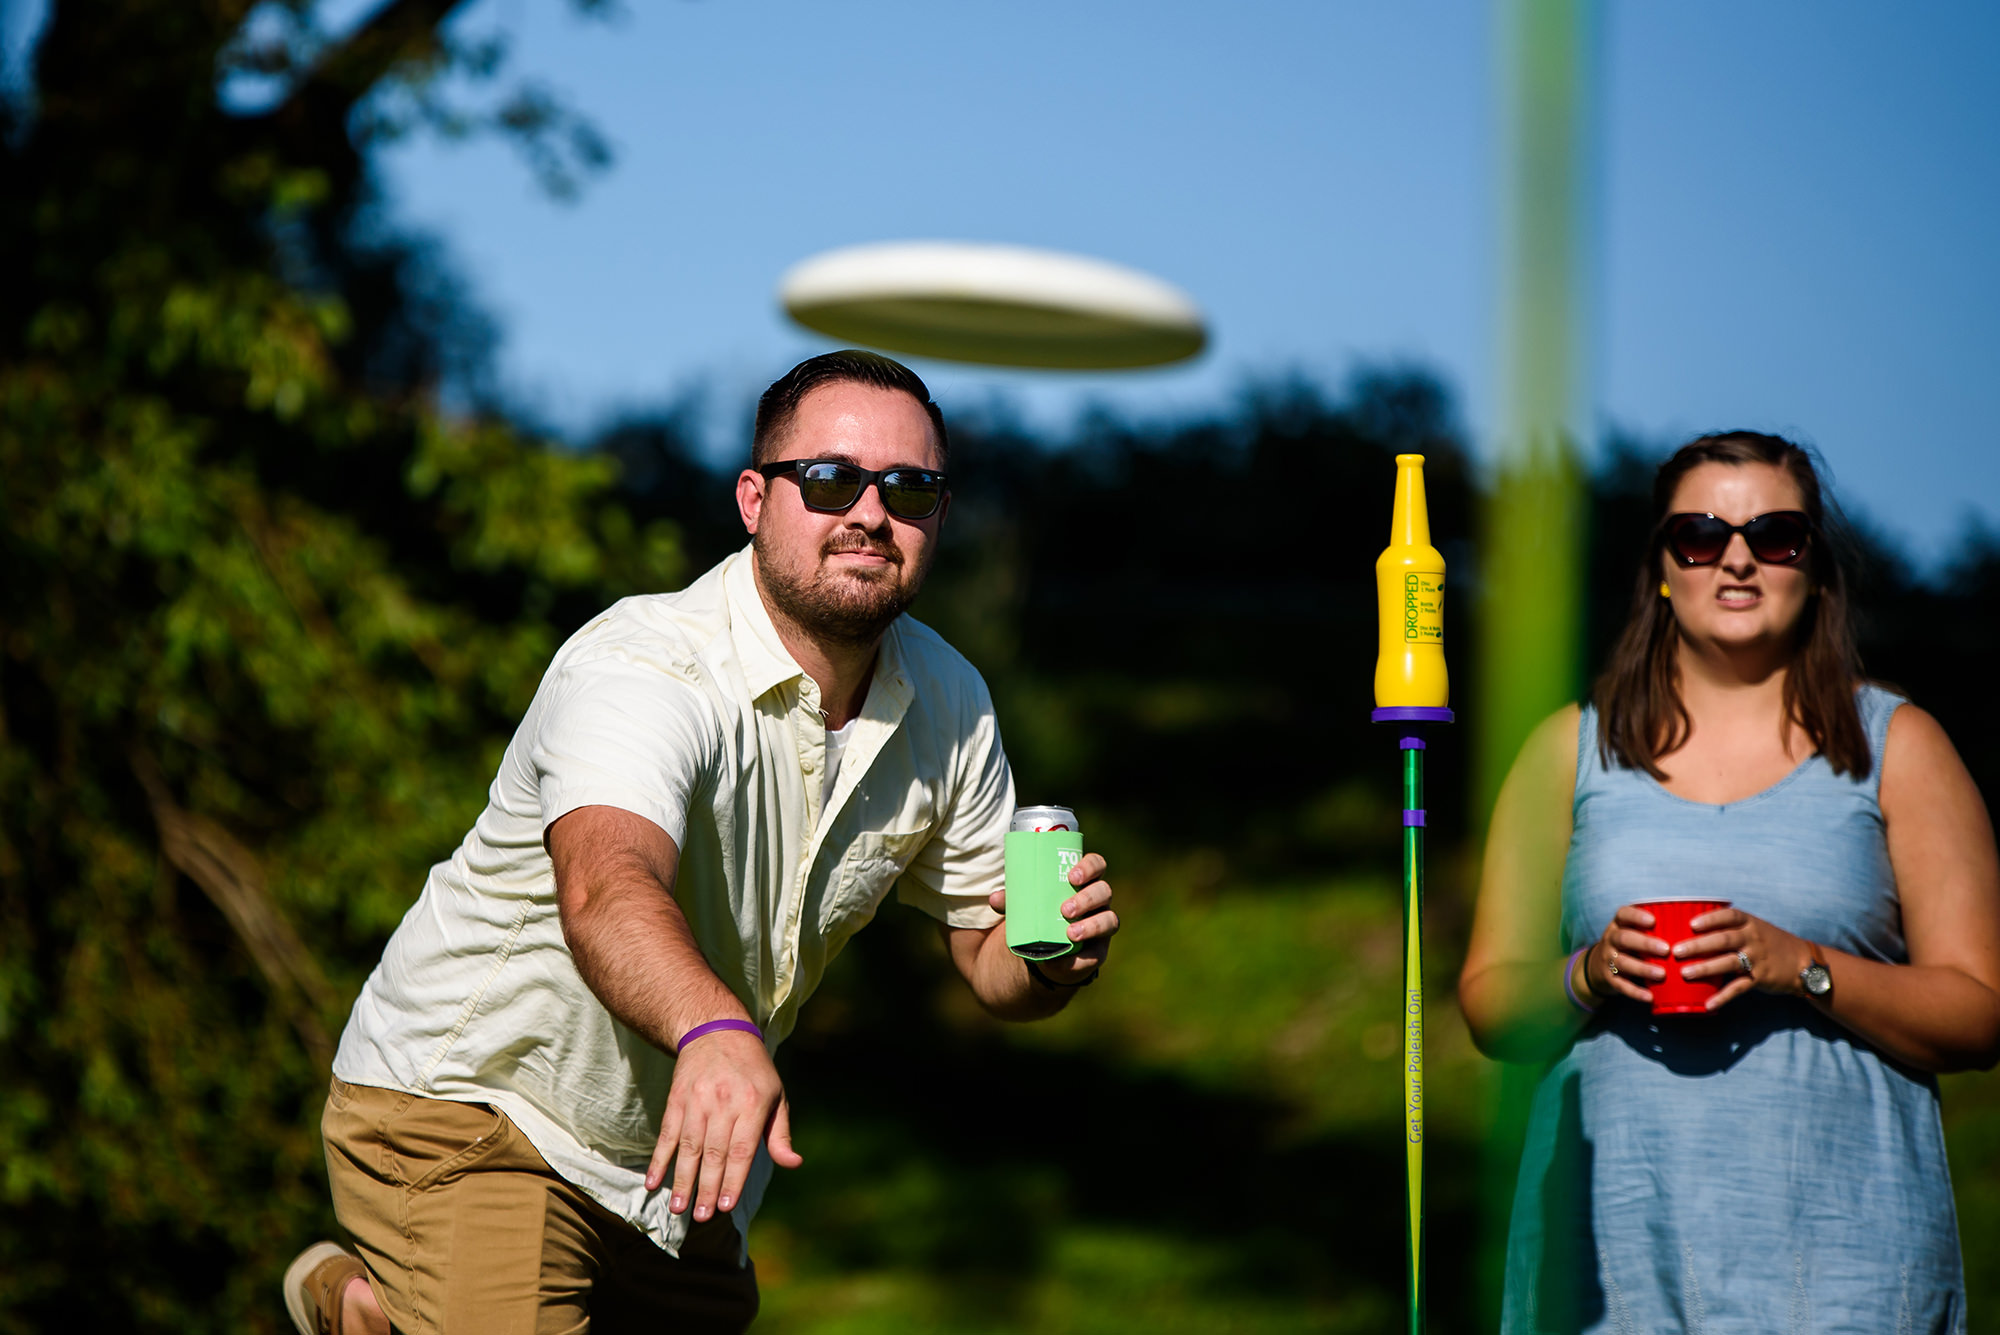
[779,241,1207,370]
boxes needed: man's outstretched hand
[549,804,805,1222]
[646,1029,803,1221]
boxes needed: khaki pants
[322,1078,758,1335]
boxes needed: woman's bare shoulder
[1883,699,1948,747]
[1540,701,1583,746]
[1526,702,1583,769]
[1881,703,1975,804]
[1498,704,1583,804]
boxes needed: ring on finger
[1736,949,1753,976]
[1607,947,1620,977]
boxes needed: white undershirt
[822,716,856,811]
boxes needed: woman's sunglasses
[757,459,948,521]
[1661,510,1812,567]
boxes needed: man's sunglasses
[1661,510,1813,567]
[757,459,948,521]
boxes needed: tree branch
[132,748,340,1072]
[266,0,470,135]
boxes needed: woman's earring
[1659,581,1671,599]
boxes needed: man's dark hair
[751,350,949,467]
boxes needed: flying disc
[779,241,1206,370]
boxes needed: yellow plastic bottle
[1374,454,1449,709]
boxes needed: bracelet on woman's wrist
[1563,946,1599,1014]
[1582,941,1616,1000]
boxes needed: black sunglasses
[757,459,948,521]
[1662,510,1813,567]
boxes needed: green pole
[1479,0,1598,1315]
[1401,736,1427,1334]
[1374,707,1449,1332]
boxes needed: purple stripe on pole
[1400,736,1426,750]
[1403,809,1426,827]
[1372,706,1455,724]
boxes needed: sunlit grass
[1942,1069,2000,1320]
[997,860,1489,1143]
[756,1223,1397,1335]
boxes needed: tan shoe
[283,1241,366,1335]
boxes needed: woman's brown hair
[1590,431,1871,778]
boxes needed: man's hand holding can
[996,805,1118,987]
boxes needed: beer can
[1005,804,1083,960]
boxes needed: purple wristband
[1563,947,1598,1014]
[676,1018,763,1052]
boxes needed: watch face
[1802,962,1832,997]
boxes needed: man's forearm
[562,863,750,1051]
[549,806,793,1217]
[549,810,749,1053]
[950,922,1072,1021]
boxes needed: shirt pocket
[822,827,931,942]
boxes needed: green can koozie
[1004,830,1082,960]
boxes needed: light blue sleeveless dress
[1500,686,1966,1334]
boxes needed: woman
[1459,432,2000,1332]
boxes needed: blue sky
[12,1,1999,566]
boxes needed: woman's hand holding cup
[1674,907,1813,1010]
[1582,905,1671,1005]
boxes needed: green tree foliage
[0,3,674,1329]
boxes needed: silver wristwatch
[1799,945,1833,999]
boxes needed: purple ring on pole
[1372,706,1455,724]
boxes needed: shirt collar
[872,618,915,717]
[723,545,807,700]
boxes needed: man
[284,351,1119,1334]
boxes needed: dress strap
[1855,683,1906,799]
[1574,703,1601,797]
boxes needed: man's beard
[753,528,930,649]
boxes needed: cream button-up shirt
[334,547,1014,1255]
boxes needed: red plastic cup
[1635,898,1732,1015]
